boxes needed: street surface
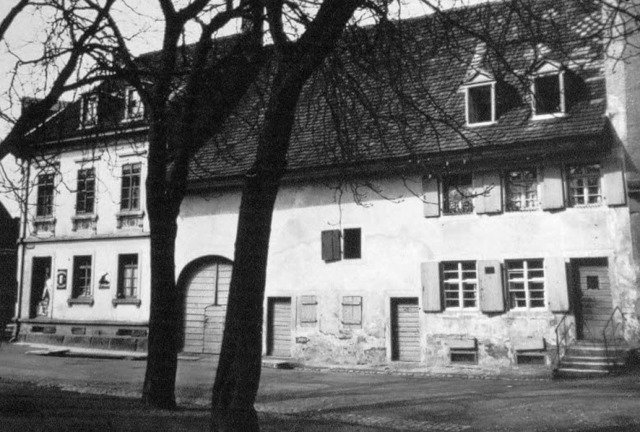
[1,343,640,431]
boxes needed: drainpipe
[11,158,29,341]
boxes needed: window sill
[71,214,98,232]
[112,298,141,307]
[569,203,603,209]
[116,210,144,229]
[67,297,94,306]
[33,216,56,234]
[466,121,497,128]
[531,112,566,121]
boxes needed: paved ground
[1,343,640,431]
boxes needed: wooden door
[576,260,612,340]
[183,260,231,353]
[266,297,291,357]
[390,298,420,362]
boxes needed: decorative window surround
[33,216,56,234]
[116,210,145,229]
[71,213,98,232]
[462,70,496,126]
[112,298,142,307]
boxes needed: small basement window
[450,348,478,364]
[516,352,547,366]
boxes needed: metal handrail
[555,311,574,365]
[603,306,626,367]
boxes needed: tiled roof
[24,1,607,183]
[188,0,607,184]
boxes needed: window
[443,174,473,215]
[321,228,362,262]
[466,84,494,125]
[342,296,362,326]
[76,168,95,214]
[532,72,565,117]
[36,173,55,217]
[124,87,144,121]
[117,254,139,299]
[343,228,361,259]
[299,295,317,326]
[81,94,98,127]
[72,255,92,298]
[506,168,539,211]
[567,164,601,206]
[120,163,141,211]
[507,259,545,309]
[442,261,478,309]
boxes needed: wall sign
[56,269,67,290]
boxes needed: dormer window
[81,94,98,128]
[532,61,565,118]
[463,70,496,126]
[124,87,144,121]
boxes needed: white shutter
[602,157,626,206]
[545,257,569,312]
[542,165,565,210]
[422,176,440,218]
[481,171,502,214]
[421,261,442,312]
[478,260,505,313]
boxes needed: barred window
[442,261,478,309]
[507,259,545,309]
[506,169,539,211]
[443,174,474,215]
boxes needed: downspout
[11,158,29,341]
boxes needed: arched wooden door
[182,259,232,354]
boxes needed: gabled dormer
[79,93,99,128]
[462,69,496,126]
[531,60,566,119]
[123,87,144,122]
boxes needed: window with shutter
[478,260,505,313]
[545,257,569,312]
[342,296,362,326]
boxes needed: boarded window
[299,295,317,326]
[342,296,362,326]
[343,228,361,259]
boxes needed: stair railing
[603,306,626,367]
[555,311,575,365]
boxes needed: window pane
[343,228,361,259]
[443,174,474,215]
[534,75,561,115]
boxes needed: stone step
[559,360,622,371]
[554,367,610,379]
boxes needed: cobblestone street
[1,343,640,431]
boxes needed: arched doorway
[179,256,232,354]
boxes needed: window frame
[123,87,144,121]
[117,254,139,299]
[442,261,479,311]
[120,163,141,212]
[80,94,99,128]
[531,65,566,119]
[71,255,93,299]
[566,163,602,207]
[506,259,546,310]
[465,82,496,126]
[505,168,540,212]
[442,173,474,215]
[75,168,96,215]
[36,172,55,217]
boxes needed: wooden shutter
[545,257,569,312]
[602,157,626,206]
[478,260,505,313]
[481,171,502,214]
[422,176,440,217]
[421,261,442,312]
[342,296,362,325]
[542,165,565,210]
[299,295,317,325]
[321,230,341,262]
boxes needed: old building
[11,1,640,373]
